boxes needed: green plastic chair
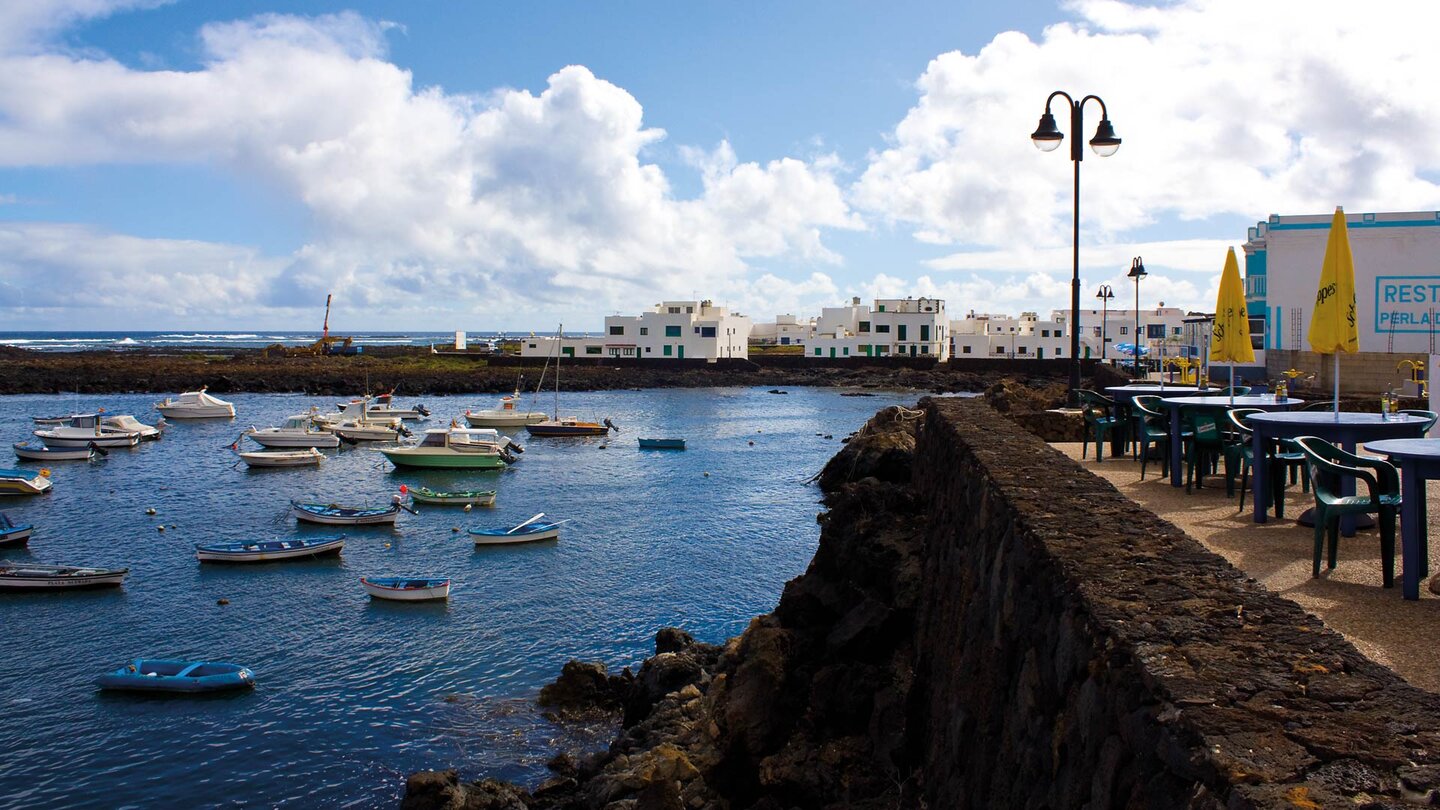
[1399,409,1438,434]
[1130,395,1178,480]
[1076,390,1118,461]
[1293,436,1401,586]
[1184,411,1234,493]
[1216,385,1252,397]
[1226,409,1308,513]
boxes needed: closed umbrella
[1306,207,1359,414]
[1209,247,1254,404]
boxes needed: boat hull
[637,438,686,450]
[0,564,127,589]
[525,421,609,437]
[378,450,508,469]
[155,405,235,419]
[32,430,138,448]
[0,528,33,545]
[332,426,401,442]
[239,449,323,468]
[0,469,53,496]
[469,525,560,545]
[409,488,496,506]
[196,536,344,563]
[291,502,401,525]
[465,410,547,427]
[97,660,254,693]
[247,431,341,449]
[13,442,95,461]
[361,577,450,601]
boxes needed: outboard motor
[416,404,431,417]
[604,418,619,433]
[505,438,525,454]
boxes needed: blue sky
[1,1,1436,330]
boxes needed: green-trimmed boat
[407,487,497,507]
[378,427,519,470]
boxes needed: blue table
[1160,395,1303,487]
[1365,438,1440,600]
[1248,413,1428,535]
[1105,385,1200,457]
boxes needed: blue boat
[0,512,33,546]
[637,438,685,450]
[96,659,255,693]
[290,498,412,525]
[195,535,344,563]
[469,513,564,545]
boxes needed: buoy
[703,472,711,478]
[157,526,165,532]
[748,440,754,446]
[145,507,157,516]
[452,526,460,533]
[463,504,473,512]
[217,598,230,606]
[383,543,391,549]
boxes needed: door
[678,345,684,359]
[829,347,836,358]
[1037,347,1044,359]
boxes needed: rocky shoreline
[402,403,929,810]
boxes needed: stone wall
[1266,349,1428,395]
[910,397,1440,807]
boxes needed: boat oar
[507,512,545,534]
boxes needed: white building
[750,314,813,347]
[950,311,1071,359]
[518,300,750,362]
[1069,305,1192,361]
[808,297,949,360]
[1244,210,1440,391]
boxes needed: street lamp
[1032,91,1121,400]
[1095,284,1114,360]
[1127,256,1147,376]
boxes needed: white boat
[13,441,102,461]
[155,388,236,419]
[334,393,430,421]
[195,535,345,563]
[32,414,142,448]
[0,468,54,496]
[524,325,615,438]
[378,426,518,469]
[0,561,127,589]
[238,448,324,468]
[469,513,564,545]
[0,513,33,545]
[102,415,163,440]
[464,388,547,427]
[361,576,450,601]
[245,415,341,449]
[316,399,408,442]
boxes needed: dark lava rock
[654,627,694,654]
[536,660,631,715]
[399,770,531,810]
[816,405,919,492]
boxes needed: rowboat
[13,441,103,461]
[238,448,324,468]
[0,561,127,589]
[195,535,345,563]
[360,576,451,601]
[245,414,340,449]
[290,498,411,525]
[155,388,236,419]
[469,513,563,545]
[96,659,254,693]
[0,468,53,496]
[637,438,686,450]
[407,486,496,507]
[378,426,517,469]
[0,513,33,545]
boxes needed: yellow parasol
[1209,247,1254,403]
[1306,207,1359,413]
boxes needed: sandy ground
[1052,440,1440,694]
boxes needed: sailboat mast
[554,324,562,420]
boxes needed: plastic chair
[1300,401,1336,412]
[1293,436,1401,586]
[1216,386,1252,397]
[1077,390,1118,461]
[1399,409,1438,435]
[1184,411,1233,492]
[1130,395,1178,480]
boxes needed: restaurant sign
[1376,275,1440,334]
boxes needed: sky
[2,0,1439,332]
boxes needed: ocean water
[0,331,586,352]
[0,387,915,808]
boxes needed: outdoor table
[1160,395,1303,488]
[1248,412,1428,536]
[1105,385,1201,457]
[1364,438,1440,600]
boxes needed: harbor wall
[910,397,1440,807]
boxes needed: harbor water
[0,387,914,808]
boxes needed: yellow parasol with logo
[1209,247,1254,404]
[1306,207,1359,414]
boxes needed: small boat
[406,487,496,507]
[334,392,430,421]
[290,498,412,525]
[32,414,80,426]
[523,324,616,438]
[155,388,236,419]
[318,400,409,443]
[195,535,345,563]
[379,426,518,469]
[0,513,33,546]
[33,414,142,448]
[96,659,254,693]
[464,386,548,428]
[103,415,163,440]
[245,414,340,449]
[360,576,450,601]
[637,438,686,450]
[0,561,127,589]
[469,513,564,545]
[0,468,53,496]
[238,448,324,468]
[13,441,103,461]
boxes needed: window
[1041,329,1050,337]
[995,347,1005,355]
[920,345,929,354]
[858,321,871,333]
[1018,346,1027,355]
[898,324,907,341]
[1120,326,1128,335]
[663,345,672,356]
[693,326,700,334]
[843,347,850,356]
[609,326,624,336]
[640,327,649,336]
[668,307,680,314]
[876,345,888,355]
[686,306,694,314]
[877,304,886,312]
[1173,326,1182,335]
[701,326,716,338]
[645,346,652,353]
[527,343,537,349]
[875,324,890,333]
[665,325,681,337]
[814,347,822,356]
[780,337,790,345]
[1147,324,1165,339]
[585,346,602,355]
[920,324,930,342]
[962,345,972,354]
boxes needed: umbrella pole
[1333,353,1340,419]
[1230,363,1235,406]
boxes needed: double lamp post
[1030,91,1121,398]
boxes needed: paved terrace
[1053,440,1440,693]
